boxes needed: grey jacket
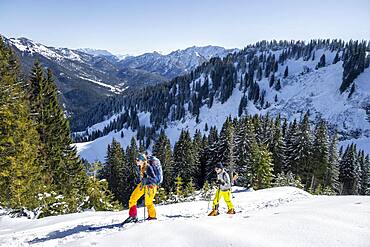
[217,170,232,191]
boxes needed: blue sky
[0,0,369,55]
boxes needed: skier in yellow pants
[123,153,163,224]
[208,163,235,216]
[128,183,157,219]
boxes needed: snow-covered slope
[1,187,369,247]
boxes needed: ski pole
[143,185,146,221]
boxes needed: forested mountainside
[74,39,370,155]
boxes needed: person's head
[215,163,224,174]
[136,153,147,167]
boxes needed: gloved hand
[216,179,225,186]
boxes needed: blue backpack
[148,156,163,185]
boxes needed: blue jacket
[135,156,160,186]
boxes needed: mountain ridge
[3,35,233,119]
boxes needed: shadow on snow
[28,223,123,244]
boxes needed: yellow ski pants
[213,189,234,210]
[129,183,157,218]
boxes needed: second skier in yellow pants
[208,163,235,216]
[212,188,234,211]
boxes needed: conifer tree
[292,113,313,188]
[250,143,274,189]
[271,116,285,175]
[359,152,370,195]
[174,176,184,202]
[339,144,361,195]
[28,63,89,212]
[325,132,340,193]
[217,117,236,176]
[234,118,255,187]
[284,66,289,78]
[192,130,204,186]
[153,130,173,190]
[103,139,126,204]
[0,38,43,210]
[173,130,199,184]
[283,119,298,173]
[311,120,329,190]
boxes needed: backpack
[148,156,163,185]
[224,168,238,186]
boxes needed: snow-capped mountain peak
[77,48,114,57]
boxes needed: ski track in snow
[1,187,369,247]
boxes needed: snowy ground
[1,187,369,247]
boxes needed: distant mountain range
[3,35,236,119]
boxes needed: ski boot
[208,205,219,216]
[226,208,236,214]
[122,216,138,225]
[146,217,157,221]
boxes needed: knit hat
[215,163,224,169]
[136,153,147,162]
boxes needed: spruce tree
[250,143,274,189]
[339,144,360,195]
[292,113,313,188]
[325,132,340,193]
[192,130,204,187]
[0,38,43,210]
[284,66,289,78]
[271,116,285,175]
[153,130,173,190]
[173,130,199,184]
[311,120,329,190]
[103,139,127,204]
[234,118,255,187]
[359,152,370,195]
[216,117,236,177]
[28,63,89,212]
[283,119,298,173]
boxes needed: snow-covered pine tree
[271,115,286,175]
[359,151,370,195]
[339,144,361,195]
[311,120,329,191]
[292,113,313,189]
[325,131,340,193]
[203,126,219,182]
[283,119,298,173]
